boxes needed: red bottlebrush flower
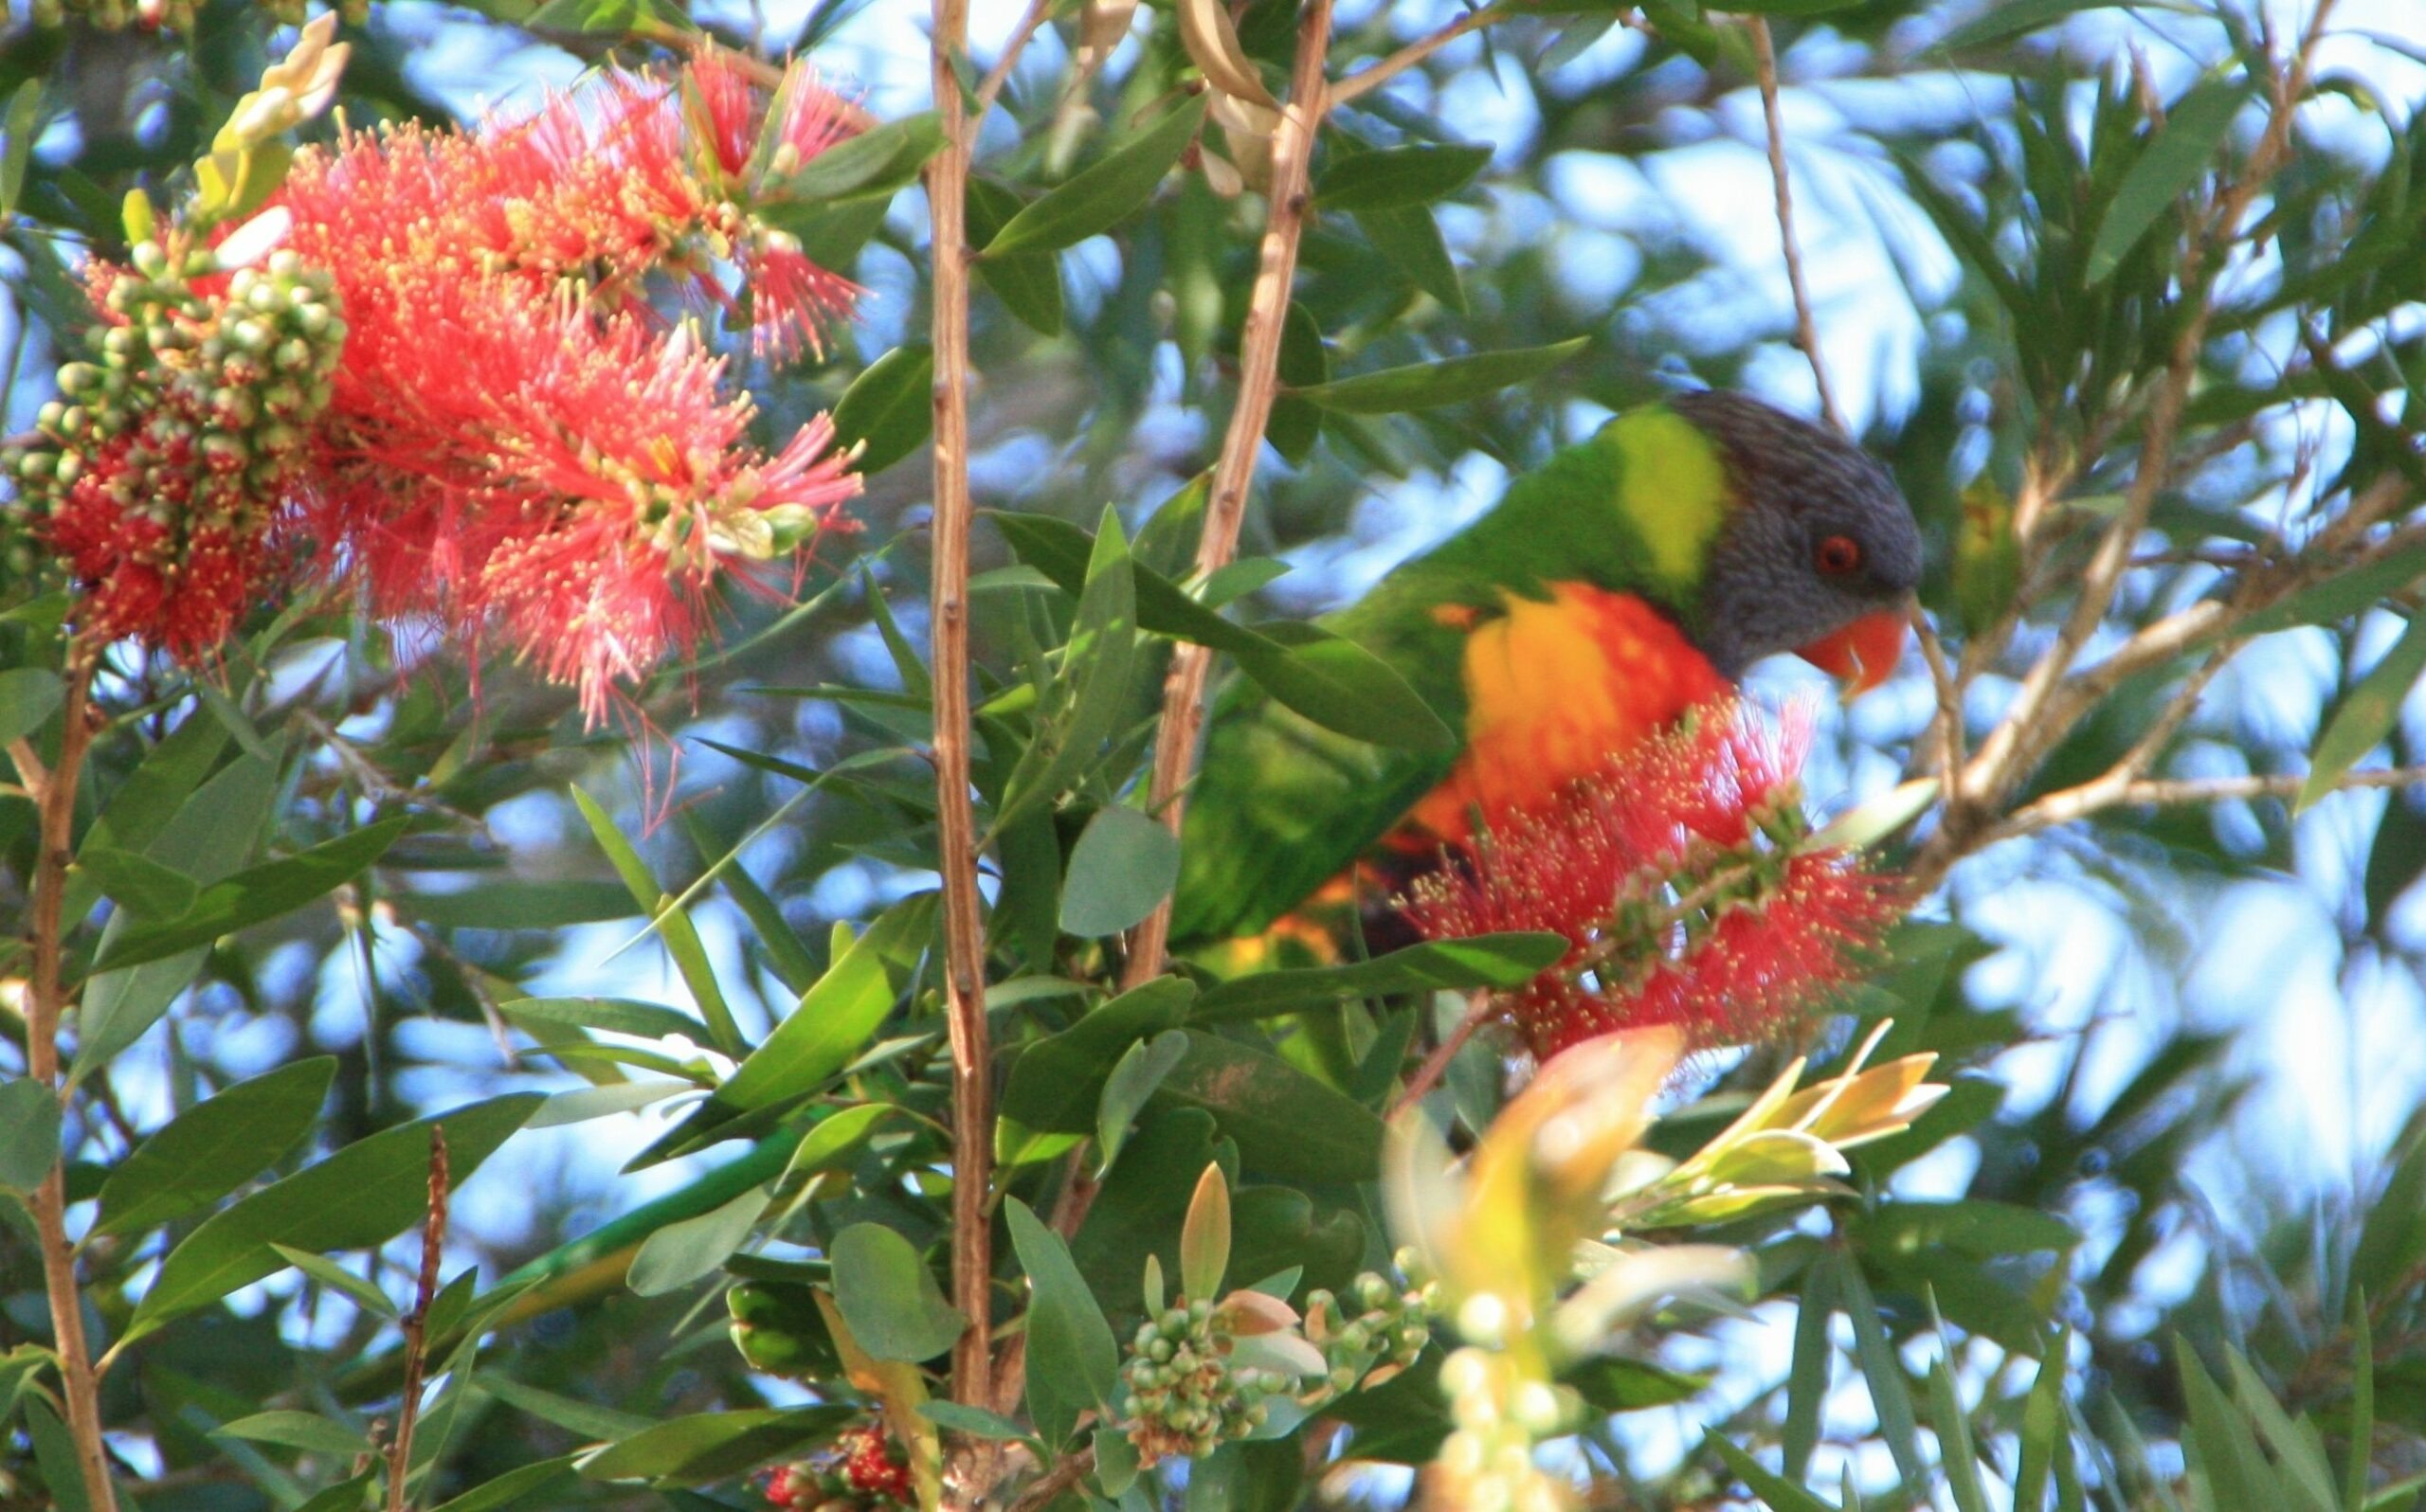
[252,47,863,718]
[837,1426,914,1503]
[14,231,344,658]
[16,46,863,700]
[1400,699,1900,1058]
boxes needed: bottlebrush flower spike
[1400,700,1901,1058]
[14,231,344,658]
[253,47,864,719]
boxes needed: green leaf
[1812,779,1939,853]
[0,666,62,745]
[1783,1254,1835,1482]
[1939,0,2130,51]
[76,846,201,919]
[74,751,281,1078]
[1193,932,1568,1021]
[1154,1031,1385,1182]
[122,1093,540,1347]
[1005,1197,1119,1448]
[1180,1162,1232,1303]
[2233,540,2426,639]
[24,1396,91,1512]
[1060,805,1182,937]
[627,1187,772,1298]
[213,1410,373,1458]
[830,1222,965,1362]
[1562,1358,1711,1414]
[981,96,1207,258]
[572,788,742,1059]
[2300,613,2426,812]
[916,1402,1038,1445]
[988,510,1455,750]
[1928,1355,1991,1512]
[1097,1029,1189,1171]
[781,111,943,200]
[830,342,934,477]
[397,880,642,929]
[1315,143,1491,212]
[1727,0,1865,11]
[1838,1260,1926,1489]
[577,1406,853,1485]
[499,996,706,1042]
[91,816,411,974]
[268,1243,400,1317]
[968,178,1064,335]
[1240,622,1457,753]
[95,1058,334,1237]
[1003,977,1197,1132]
[630,897,932,1166]
[0,1077,62,1193]
[1701,1430,1838,1512]
[784,1102,900,1179]
[2086,79,2252,282]
[1267,301,1328,466]
[425,1456,580,1512]
[1289,337,1587,414]
[1355,205,1464,312]
[1860,1199,2078,1259]
[994,507,1140,833]
[0,81,42,219]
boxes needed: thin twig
[1390,991,1497,1120]
[926,0,997,1425]
[1004,1446,1097,1512]
[385,1128,449,1512]
[1123,0,1340,989]
[1926,2,2343,869]
[1910,603,1964,819]
[1327,0,1517,107]
[1982,763,2426,846]
[975,0,1057,115]
[23,651,118,1512]
[1748,16,1844,434]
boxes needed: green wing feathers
[1169,675,1456,945]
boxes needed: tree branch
[926,0,996,1419]
[1982,763,2426,847]
[974,0,1057,115]
[1928,1,2343,862]
[1123,0,1340,991]
[1327,0,1516,107]
[384,1128,449,1512]
[1748,16,1845,433]
[22,652,118,1512]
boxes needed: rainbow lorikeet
[1169,390,1924,946]
[475,393,1921,1332]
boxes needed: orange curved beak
[1795,607,1909,700]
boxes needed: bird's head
[1656,390,1924,695]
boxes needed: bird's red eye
[1816,534,1863,577]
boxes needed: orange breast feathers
[1406,583,1726,841]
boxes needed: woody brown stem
[926,0,998,1430]
[1124,0,1339,990]
[384,1129,449,1512]
[1748,16,1845,434]
[16,652,118,1512]
[1390,991,1497,1120]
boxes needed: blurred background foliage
[4,0,2426,1507]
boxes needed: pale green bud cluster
[1435,1346,1577,1512]
[1118,1297,1292,1465]
[1116,1270,1428,1468]
[12,239,345,535]
[1300,1269,1430,1398]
